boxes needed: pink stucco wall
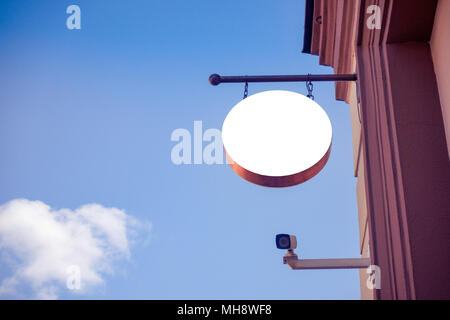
[431,0,450,157]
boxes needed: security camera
[275,234,297,250]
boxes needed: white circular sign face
[222,90,332,187]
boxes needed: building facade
[303,0,450,299]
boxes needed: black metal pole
[209,73,357,86]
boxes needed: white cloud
[0,198,150,299]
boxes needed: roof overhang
[302,0,314,54]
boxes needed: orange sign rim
[224,144,332,188]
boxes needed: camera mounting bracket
[283,252,370,270]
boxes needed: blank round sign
[222,90,332,187]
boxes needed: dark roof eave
[302,0,314,54]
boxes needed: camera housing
[275,234,297,250]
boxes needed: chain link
[306,74,314,100]
[242,78,313,100]
[243,81,248,99]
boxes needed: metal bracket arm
[283,253,370,270]
[209,73,357,86]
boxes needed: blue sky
[0,0,360,299]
